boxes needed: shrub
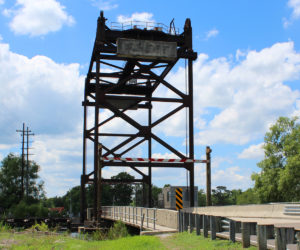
[107,220,128,240]
[91,229,106,241]
[29,221,49,232]
[0,221,10,232]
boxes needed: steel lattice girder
[80,11,197,222]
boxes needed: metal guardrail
[284,205,300,215]
[221,219,230,231]
[102,206,157,230]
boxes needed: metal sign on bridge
[117,38,177,60]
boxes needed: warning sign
[176,188,183,210]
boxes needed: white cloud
[4,0,75,36]
[90,0,118,10]
[152,152,178,159]
[161,42,300,145]
[205,28,219,40]
[238,143,264,160]
[31,133,83,196]
[0,0,4,5]
[284,0,300,27]
[288,0,300,19]
[192,42,300,145]
[235,49,247,61]
[117,12,154,23]
[0,144,17,150]
[0,42,83,143]
[212,166,252,190]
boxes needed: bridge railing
[102,206,157,230]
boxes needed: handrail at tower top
[110,20,180,35]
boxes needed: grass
[159,232,257,250]
[0,232,163,250]
[0,228,257,249]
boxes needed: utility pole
[26,126,34,199]
[16,123,34,200]
[16,123,25,199]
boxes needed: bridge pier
[241,222,250,248]
[195,214,201,235]
[257,225,267,250]
[189,213,195,233]
[203,215,208,238]
[210,216,216,240]
[275,227,295,250]
[184,212,189,232]
[229,220,235,243]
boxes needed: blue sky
[0,0,300,197]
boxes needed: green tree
[212,186,233,205]
[230,189,243,204]
[236,188,259,205]
[252,116,300,203]
[111,172,134,205]
[151,185,162,207]
[198,189,206,206]
[0,153,45,211]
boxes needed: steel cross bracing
[80,11,198,222]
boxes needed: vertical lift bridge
[81,12,198,222]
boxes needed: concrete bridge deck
[103,204,300,249]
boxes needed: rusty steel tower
[81,11,197,222]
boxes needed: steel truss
[81,11,197,222]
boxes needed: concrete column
[196,214,200,235]
[286,228,295,244]
[229,220,235,243]
[257,225,267,250]
[189,213,194,233]
[203,215,208,238]
[210,216,216,240]
[241,222,250,248]
[275,227,286,250]
[184,212,188,232]
[199,215,203,230]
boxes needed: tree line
[0,116,299,218]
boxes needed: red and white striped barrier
[101,156,207,163]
